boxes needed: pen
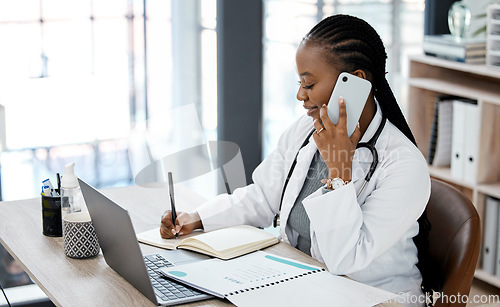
[168,172,178,238]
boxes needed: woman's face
[296,43,341,122]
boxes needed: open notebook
[159,251,397,307]
[137,225,279,260]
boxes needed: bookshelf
[487,4,500,68]
[407,55,500,287]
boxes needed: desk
[0,185,399,306]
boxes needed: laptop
[78,179,213,306]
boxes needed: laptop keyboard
[144,254,204,302]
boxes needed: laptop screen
[79,179,158,304]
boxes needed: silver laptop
[79,179,212,306]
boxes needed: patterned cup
[62,212,100,259]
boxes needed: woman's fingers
[336,97,347,132]
[351,122,362,146]
[319,104,335,130]
[160,210,177,238]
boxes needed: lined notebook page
[161,251,324,297]
[137,228,200,249]
[227,270,397,307]
[179,225,276,251]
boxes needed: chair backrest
[421,178,481,307]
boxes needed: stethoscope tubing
[355,116,386,196]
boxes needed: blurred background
[0,0,430,304]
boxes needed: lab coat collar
[351,100,390,184]
[354,100,389,163]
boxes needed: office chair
[420,178,481,307]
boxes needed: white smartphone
[326,72,372,137]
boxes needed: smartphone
[326,72,372,137]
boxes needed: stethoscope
[273,115,387,227]
[354,115,387,197]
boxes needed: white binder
[493,197,500,278]
[483,196,498,275]
[463,102,479,184]
[451,100,466,180]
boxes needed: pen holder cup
[62,212,100,259]
[41,192,62,237]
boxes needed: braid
[304,14,417,145]
[305,14,430,294]
[374,78,417,145]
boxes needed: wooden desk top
[0,184,399,306]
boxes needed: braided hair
[304,14,431,294]
[304,14,416,144]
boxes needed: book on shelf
[137,224,279,260]
[427,100,438,165]
[159,251,397,306]
[424,34,486,48]
[423,34,486,64]
[427,96,455,167]
[424,52,486,64]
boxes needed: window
[262,0,425,157]
[0,0,217,298]
[0,0,217,201]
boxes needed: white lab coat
[196,103,430,306]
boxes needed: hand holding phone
[327,72,372,136]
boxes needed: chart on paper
[216,254,319,284]
[162,251,323,296]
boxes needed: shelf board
[487,62,500,70]
[409,78,500,105]
[478,182,500,199]
[428,167,500,197]
[428,166,475,190]
[410,54,500,79]
[475,269,500,288]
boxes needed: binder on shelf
[491,197,500,278]
[483,196,499,275]
[450,99,478,182]
[462,102,480,184]
[451,100,467,180]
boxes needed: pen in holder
[41,190,62,237]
